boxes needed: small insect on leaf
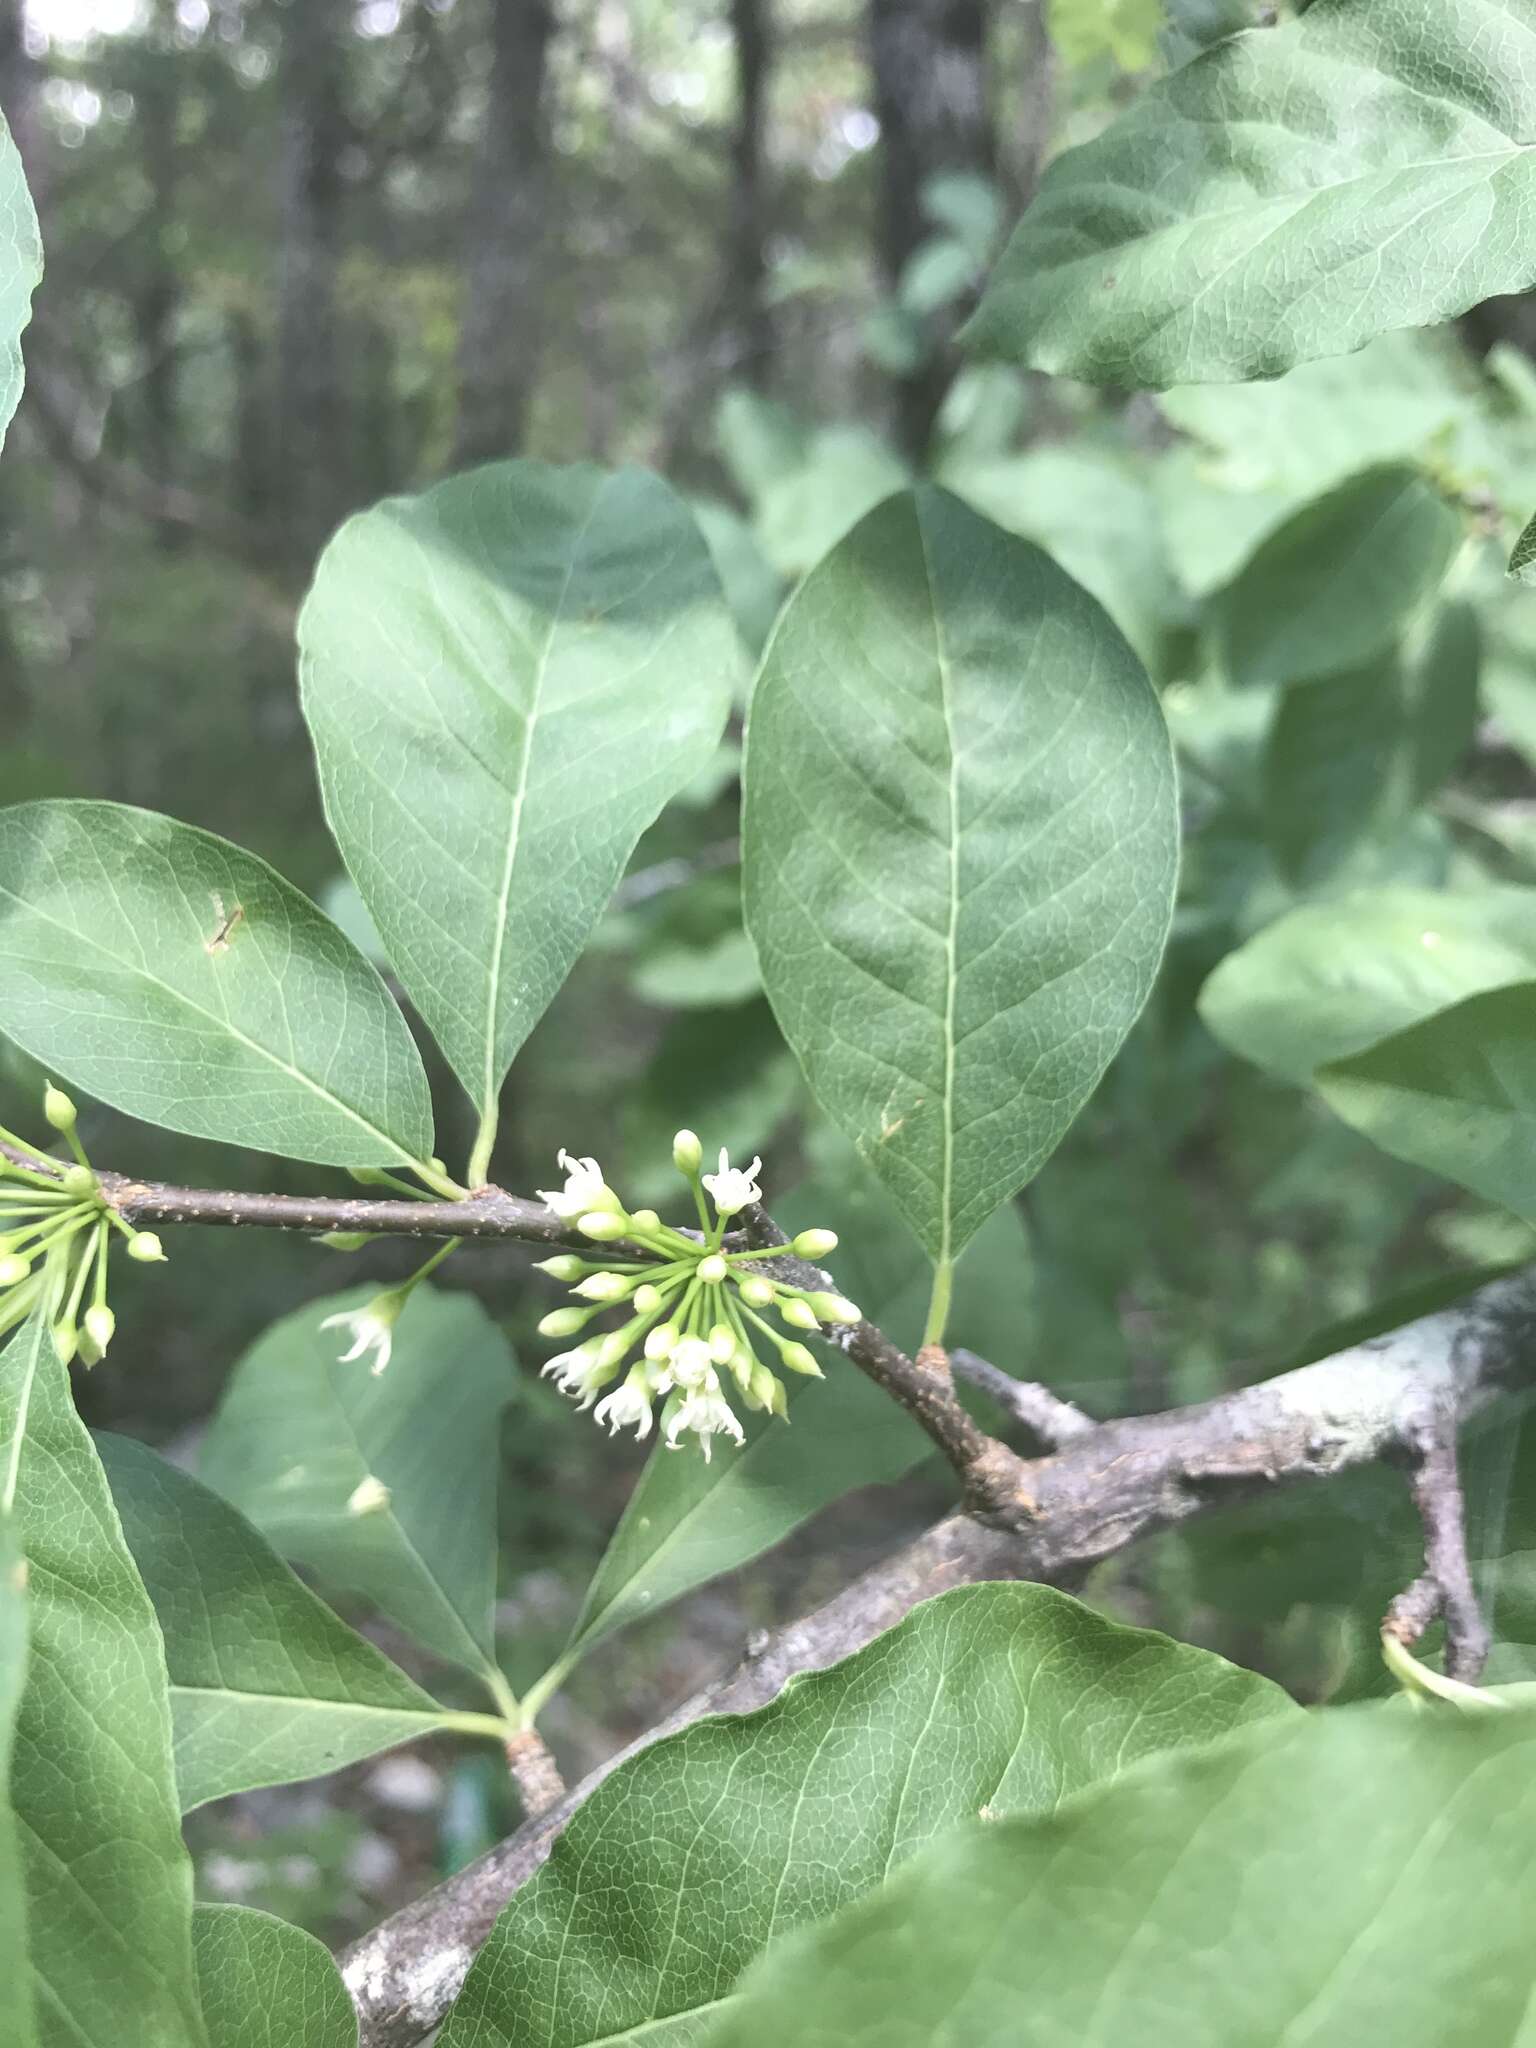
[204,891,245,956]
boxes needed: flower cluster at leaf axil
[0,1086,165,1364]
[532,1133,859,1460]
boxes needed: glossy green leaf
[440,1583,1292,2048]
[1261,660,1405,887]
[199,1285,517,1685]
[193,1905,357,2048]
[0,113,41,454]
[98,1433,467,1813]
[1199,885,1536,1084]
[0,1508,34,2048]
[967,0,1536,386]
[712,1703,1536,2048]
[1409,599,1480,803]
[0,801,432,1169]
[299,461,737,1135]
[1210,467,1459,690]
[743,485,1177,1266]
[1318,981,1536,1218]
[2,1319,206,2046]
[561,1160,1029,1661]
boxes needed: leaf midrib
[913,503,962,1277]
[0,877,416,1168]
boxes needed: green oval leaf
[1318,981,1536,1218]
[1261,659,1407,888]
[2,1319,207,2046]
[193,1905,357,2048]
[298,461,738,1135]
[742,484,1177,1266]
[440,1583,1292,2048]
[1211,467,1459,690]
[711,1703,1536,2048]
[199,1286,517,1684]
[0,801,433,1169]
[0,112,41,454]
[967,0,1536,385]
[1198,885,1536,1084]
[98,1433,464,1813]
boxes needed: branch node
[503,1728,566,1818]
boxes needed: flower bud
[751,1360,789,1417]
[780,1341,822,1378]
[84,1305,115,1355]
[809,1292,861,1325]
[791,1228,839,1259]
[708,1323,736,1364]
[780,1298,819,1331]
[672,1129,703,1174]
[534,1254,585,1282]
[61,1164,96,1199]
[630,1208,661,1233]
[538,1305,595,1338]
[645,1322,679,1361]
[127,1232,165,1263]
[0,1254,29,1287]
[43,1084,77,1132]
[738,1274,774,1308]
[633,1283,662,1315]
[347,1476,391,1516]
[595,1329,631,1369]
[319,1231,373,1252]
[575,1271,632,1302]
[76,1329,104,1369]
[697,1252,727,1284]
[50,1322,78,1365]
[578,1211,627,1242]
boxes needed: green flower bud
[61,1164,96,1199]
[633,1282,663,1315]
[630,1207,661,1233]
[51,1322,78,1366]
[708,1323,736,1365]
[127,1231,165,1263]
[752,1361,789,1417]
[43,1084,77,1132]
[809,1291,861,1325]
[319,1231,373,1252]
[538,1304,596,1338]
[697,1252,727,1284]
[672,1128,703,1173]
[0,1254,29,1287]
[738,1274,774,1308]
[645,1322,679,1361]
[575,1271,632,1302]
[578,1211,628,1242]
[791,1228,838,1259]
[780,1298,819,1330]
[84,1305,115,1355]
[534,1254,585,1282]
[595,1329,632,1370]
[780,1341,822,1378]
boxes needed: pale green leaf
[1512,507,1536,584]
[98,1433,466,1813]
[299,461,738,1130]
[968,0,1536,385]
[440,1583,1293,2048]
[1199,885,1536,1084]
[743,485,1178,1266]
[0,1508,35,2048]
[0,801,432,1169]
[1210,466,1459,690]
[563,1153,1032,1663]
[0,113,41,455]
[199,1286,517,1684]
[1409,599,1480,803]
[193,1905,357,2048]
[1,1319,206,2047]
[1318,981,1536,1218]
[1261,659,1406,887]
[711,1703,1536,2048]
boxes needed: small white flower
[593,1374,654,1441]
[321,1298,401,1376]
[537,1149,617,1221]
[540,1343,609,1408]
[347,1475,391,1516]
[665,1385,746,1462]
[666,1336,717,1391]
[702,1148,762,1218]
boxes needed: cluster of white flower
[532,1133,859,1460]
[0,1084,164,1365]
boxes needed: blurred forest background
[9,0,1536,1943]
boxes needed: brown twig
[950,1348,1096,1447]
[1383,1402,1492,1683]
[502,1729,566,1819]
[339,1264,1536,2045]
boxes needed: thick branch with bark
[339,1265,1536,2044]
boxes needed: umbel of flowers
[0,1085,165,1364]
[533,1133,859,1460]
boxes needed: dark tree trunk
[275,0,350,563]
[453,0,554,469]
[867,0,994,462]
[726,0,774,388]
[136,1,182,552]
